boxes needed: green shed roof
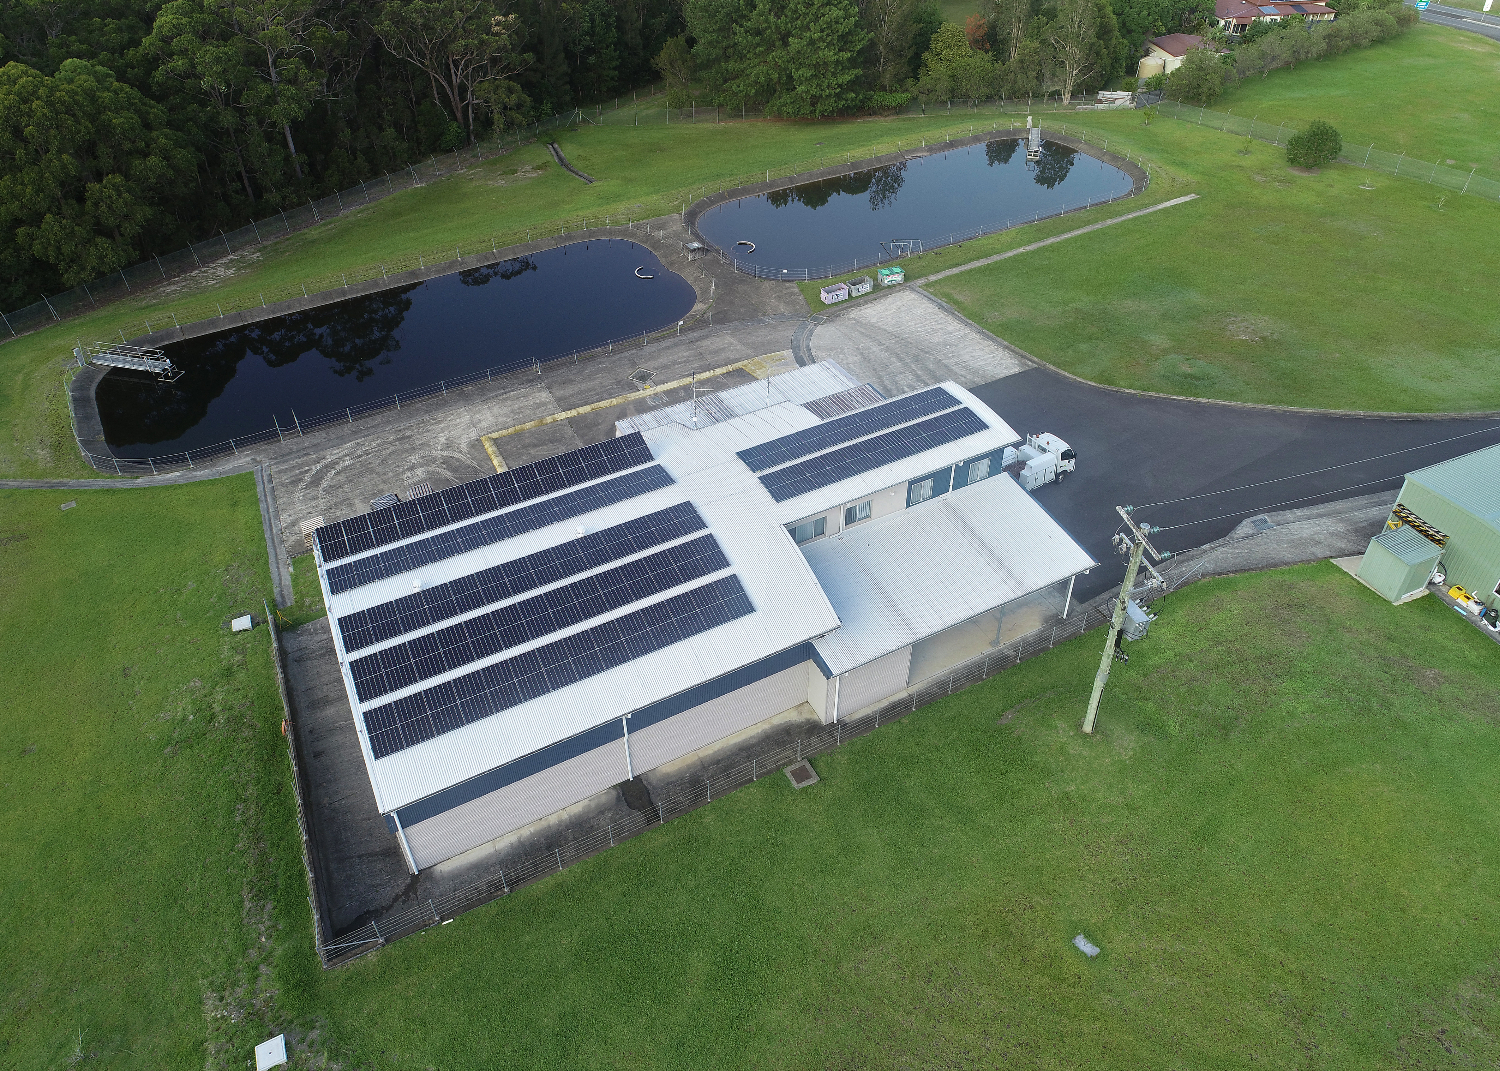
[1373,526,1443,564]
[1407,442,1500,531]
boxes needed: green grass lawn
[276,562,1500,1068]
[0,481,312,1070]
[8,482,1500,1068]
[1213,23,1500,180]
[927,108,1500,412]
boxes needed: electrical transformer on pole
[1082,506,1171,735]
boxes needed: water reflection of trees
[767,163,907,212]
[96,284,417,447]
[986,139,1019,166]
[460,257,537,286]
[1032,143,1078,189]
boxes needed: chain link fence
[1156,99,1500,201]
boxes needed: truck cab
[1002,433,1077,491]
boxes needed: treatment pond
[95,239,696,456]
[694,138,1134,275]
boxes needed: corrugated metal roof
[615,361,867,434]
[1373,526,1443,565]
[803,474,1097,676]
[1406,442,1500,530]
[316,375,1085,815]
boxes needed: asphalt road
[1415,1,1500,41]
[972,367,1500,602]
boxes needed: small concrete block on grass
[784,760,819,789]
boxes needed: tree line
[1155,0,1417,105]
[0,0,682,305]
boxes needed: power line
[1151,474,1404,533]
[1132,423,1500,512]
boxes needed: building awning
[802,473,1097,676]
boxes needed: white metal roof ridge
[803,474,1098,677]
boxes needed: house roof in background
[1149,33,1206,56]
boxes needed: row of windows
[788,497,875,546]
[786,452,1001,547]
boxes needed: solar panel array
[325,465,674,594]
[737,386,957,473]
[337,502,706,653]
[315,434,656,563]
[350,533,730,701]
[364,575,755,758]
[758,408,990,503]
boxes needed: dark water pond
[694,139,1133,273]
[97,239,696,455]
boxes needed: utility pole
[1082,506,1171,735]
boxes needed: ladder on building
[1026,120,1042,162]
[77,343,183,382]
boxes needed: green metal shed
[1360,442,1500,608]
[1356,526,1443,603]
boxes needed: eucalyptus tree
[374,0,529,142]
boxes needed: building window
[1494,579,1500,598]
[967,457,991,485]
[908,478,934,506]
[844,501,871,526]
[788,516,826,545]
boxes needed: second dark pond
[694,139,1134,274]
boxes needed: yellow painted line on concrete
[478,352,790,472]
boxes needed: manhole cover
[784,760,819,788]
[630,367,655,388]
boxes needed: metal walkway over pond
[76,343,183,382]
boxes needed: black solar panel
[348,533,730,701]
[363,574,755,758]
[337,502,706,652]
[736,387,958,473]
[315,433,656,563]
[758,408,989,503]
[325,465,674,594]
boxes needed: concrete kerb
[680,128,1151,269]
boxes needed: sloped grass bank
[0,481,313,1069]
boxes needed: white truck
[1003,433,1076,491]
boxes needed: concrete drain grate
[784,760,819,789]
[630,367,655,389]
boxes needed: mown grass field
[289,563,1500,1068]
[1212,23,1500,180]
[0,481,311,1069]
[6,487,1500,1068]
[925,105,1500,412]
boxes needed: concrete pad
[808,288,1033,396]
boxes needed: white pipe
[1063,574,1076,619]
[622,715,634,779]
[391,811,419,874]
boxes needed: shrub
[866,90,912,112]
[1164,47,1228,105]
[1140,71,1168,93]
[1286,119,1342,168]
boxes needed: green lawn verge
[927,108,1500,411]
[1212,23,1500,180]
[0,481,313,1069]
[278,562,1500,1068]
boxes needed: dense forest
[0,0,1379,304]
